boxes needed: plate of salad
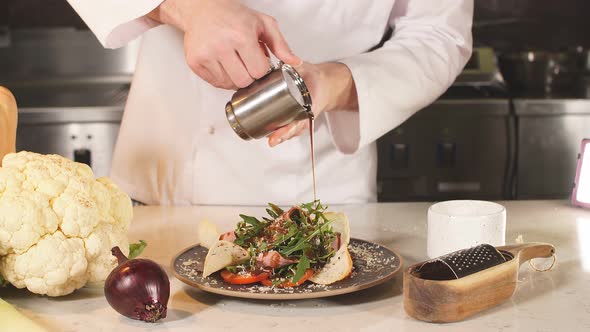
[172,201,402,300]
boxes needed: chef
[66,0,473,206]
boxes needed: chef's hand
[148,0,301,89]
[268,62,358,147]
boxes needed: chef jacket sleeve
[325,0,473,154]
[65,0,165,48]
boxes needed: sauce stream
[309,117,317,201]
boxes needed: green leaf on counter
[128,240,148,259]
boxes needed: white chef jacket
[66,0,473,206]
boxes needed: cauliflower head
[0,151,133,296]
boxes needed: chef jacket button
[208,126,215,135]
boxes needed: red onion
[104,247,170,323]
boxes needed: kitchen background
[0,0,589,202]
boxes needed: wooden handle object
[0,86,17,165]
[404,242,556,323]
[497,242,555,265]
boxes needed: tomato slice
[259,269,315,288]
[220,270,270,285]
[259,278,274,287]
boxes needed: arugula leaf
[266,209,278,219]
[292,254,310,283]
[273,224,298,246]
[300,201,317,211]
[268,203,284,215]
[240,214,261,227]
[0,274,8,287]
[128,240,147,259]
[234,214,267,246]
[225,266,239,273]
[281,219,333,256]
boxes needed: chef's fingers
[268,120,309,147]
[205,61,236,90]
[292,120,310,136]
[259,15,302,67]
[238,42,272,80]
[260,41,270,58]
[191,65,215,87]
[220,50,254,89]
[268,124,295,147]
[185,45,234,89]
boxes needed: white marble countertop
[3,200,590,332]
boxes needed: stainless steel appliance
[377,99,511,201]
[0,28,137,177]
[16,106,123,178]
[514,99,590,199]
[378,43,590,202]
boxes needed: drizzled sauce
[309,117,317,201]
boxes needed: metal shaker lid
[280,63,314,119]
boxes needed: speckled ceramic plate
[172,238,403,300]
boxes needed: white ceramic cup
[427,200,506,259]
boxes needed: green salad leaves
[229,200,337,284]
